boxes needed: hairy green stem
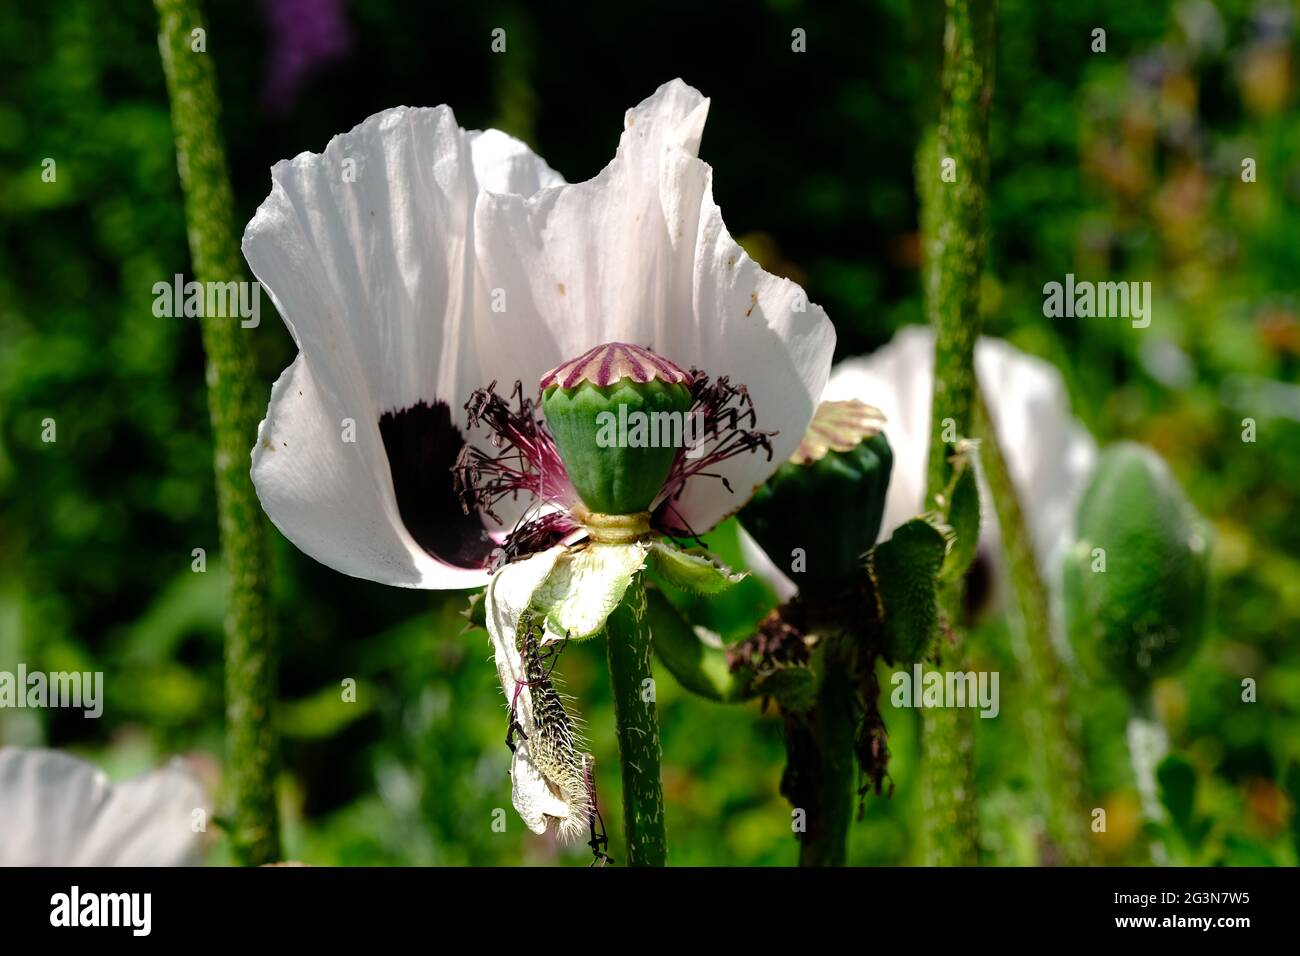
[155,0,280,865]
[921,18,992,487]
[920,695,980,865]
[605,575,667,866]
[975,392,1094,865]
[917,0,995,866]
[784,640,855,867]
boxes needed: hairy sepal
[648,540,747,595]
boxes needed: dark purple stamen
[653,371,775,536]
[454,381,577,520]
[454,382,580,565]
[456,369,776,560]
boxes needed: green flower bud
[1063,442,1210,694]
[541,343,693,517]
[740,400,893,596]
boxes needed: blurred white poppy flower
[244,79,834,591]
[742,325,1097,602]
[0,747,210,866]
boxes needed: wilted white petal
[475,79,835,533]
[509,746,569,834]
[0,747,210,866]
[532,542,649,640]
[484,548,572,834]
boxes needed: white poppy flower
[244,79,835,590]
[245,81,835,842]
[0,747,210,866]
[742,325,1097,602]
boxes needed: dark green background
[1,0,1297,864]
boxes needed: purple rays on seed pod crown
[540,342,694,390]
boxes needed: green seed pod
[540,343,693,516]
[740,401,893,596]
[1063,442,1210,694]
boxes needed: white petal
[972,338,1098,575]
[252,356,489,589]
[244,108,560,588]
[0,747,210,866]
[474,80,835,531]
[737,524,798,603]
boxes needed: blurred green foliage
[0,0,1296,865]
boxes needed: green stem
[155,0,280,866]
[920,693,980,865]
[1127,689,1170,864]
[975,392,1094,865]
[786,641,855,867]
[605,575,667,866]
[921,0,995,488]
[917,0,995,867]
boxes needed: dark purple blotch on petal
[378,400,496,570]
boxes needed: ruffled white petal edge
[0,747,211,866]
[244,107,561,589]
[474,80,835,535]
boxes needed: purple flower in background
[261,0,353,115]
